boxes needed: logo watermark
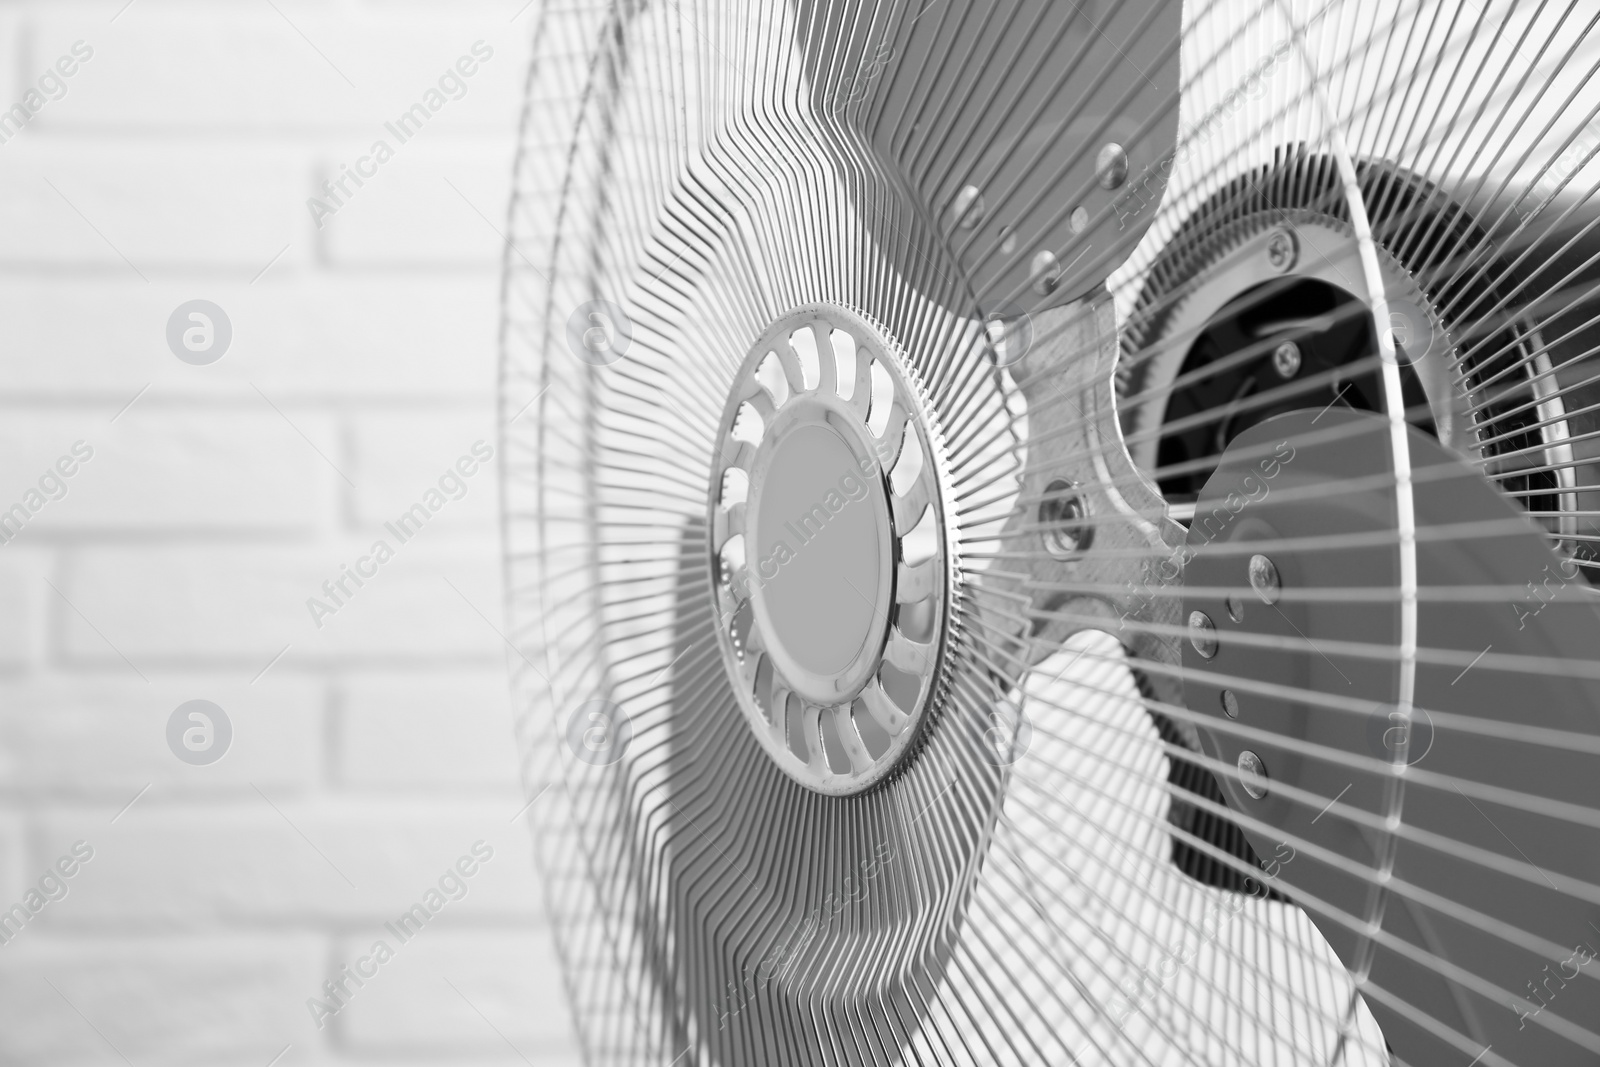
[0,40,93,147]
[980,698,1032,767]
[305,440,494,629]
[1364,703,1434,765]
[827,43,893,116]
[1382,300,1435,366]
[728,446,891,601]
[306,41,495,228]
[714,841,895,1030]
[564,299,632,366]
[1513,922,1599,1031]
[1513,555,1580,631]
[166,300,232,365]
[984,305,1034,368]
[564,699,631,766]
[166,700,231,765]
[1120,440,1297,628]
[1517,126,1600,221]
[1110,838,1295,1027]
[0,439,94,546]
[0,841,95,948]
[305,840,495,1028]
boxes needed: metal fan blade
[1182,408,1600,1065]
[793,0,1182,316]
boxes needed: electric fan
[499,0,1600,1063]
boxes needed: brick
[2,833,107,942]
[0,934,321,1065]
[302,1056,565,1067]
[0,555,39,666]
[5,22,95,143]
[56,541,505,667]
[314,1057,572,1067]
[0,275,500,400]
[0,677,320,799]
[320,141,517,266]
[0,410,328,536]
[350,411,498,533]
[41,806,543,923]
[0,7,586,1066]
[0,16,21,109]
[0,813,23,910]
[335,929,577,1057]
[28,11,527,134]
[341,672,519,791]
[0,142,306,271]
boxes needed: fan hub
[748,405,893,696]
[708,305,953,795]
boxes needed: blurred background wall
[0,1,577,1063]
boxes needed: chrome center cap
[750,413,891,694]
[708,304,952,795]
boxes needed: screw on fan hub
[1121,211,1455,500]
[1271,340,1301,379]
[708,304,953,795]
[1038,479,1092,559]
[1119,154,1589,564]
[1264,226,1298,272]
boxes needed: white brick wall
[0,2,579,1063]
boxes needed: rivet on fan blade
[1272,341,1301,378]
[1265,227,1298,272]
[1237,750,1269,799]
[1039,479,1091,558]
[1030,250,1061,294]
[1225,594,1244,623]
[1221,689,1240,718]
[1188,610,1218,658]
[1096,143,1128,190]
[1069,206,1089,234]
[1249,554,1281,605]
[564,299,633,367]
[564,698,632,766]
[950,184,985,229]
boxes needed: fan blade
[793,0,1182,316]
[1183,408,1600,1065]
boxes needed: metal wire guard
[501,1,1600,1064]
